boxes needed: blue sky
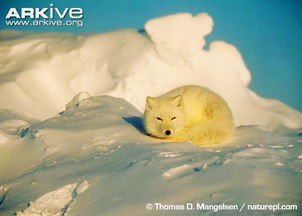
[0,0,301,110]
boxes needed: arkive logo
[5,4,83,19]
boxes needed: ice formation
[0,13,301,132]
[0,13,301,216]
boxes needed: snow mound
[0,95,301,215]
[16,184,78,216]
[145,13,213,54]
[0,13,301,133]
[16,181,89,216]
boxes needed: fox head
[144,95,185,138]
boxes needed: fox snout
[162,126,173,136]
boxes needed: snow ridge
[0,13,301,132]
[16,181,89,216]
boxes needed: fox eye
[171,117,176,120]
[156,117,163,121]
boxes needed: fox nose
[165,130,171,135]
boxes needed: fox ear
[146,96,156,110]
[172,95,183,108]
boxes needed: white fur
[144,85,235,145]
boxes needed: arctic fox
[144,85,234,145]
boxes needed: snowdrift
[0,95,301,215]
[0,13,301,132]
[0,13,302,216]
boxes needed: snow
[0,132,8,145]
[0,12,301,215]
[145,13,213,55]
[0,95,301,215]
[16,184,78,216]
[15,181,89,216]
[0,13,301,132]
